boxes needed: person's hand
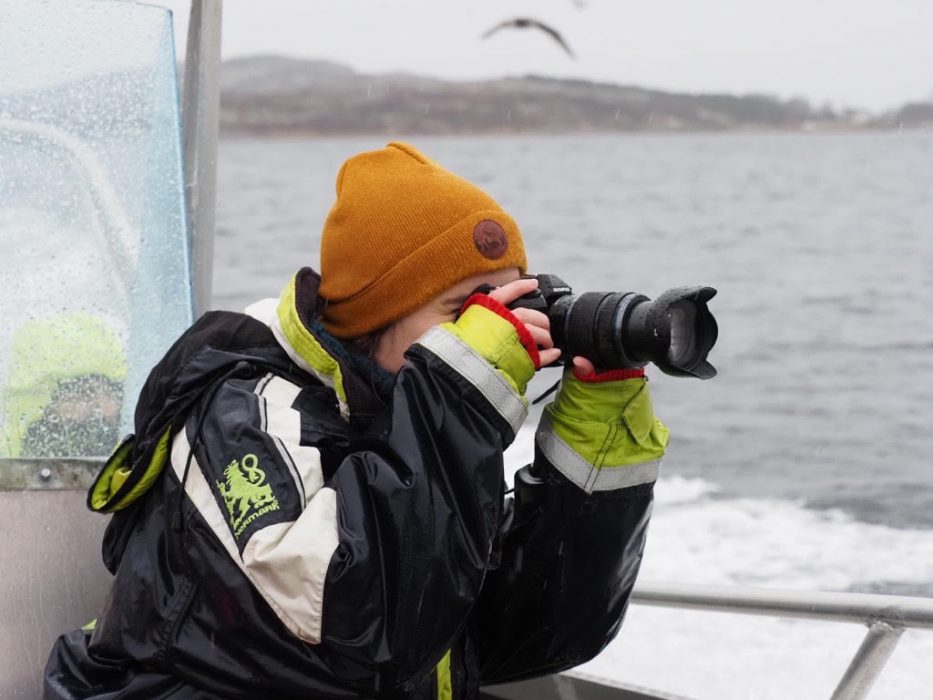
[487,278,562,367]
[570,356,597,376]
[571,354,646,382]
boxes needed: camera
[508,274,719,379]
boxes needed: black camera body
[509,274,718,379]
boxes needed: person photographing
[46,142,672,699]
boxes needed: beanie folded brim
[322,209,526,338]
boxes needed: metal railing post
[630,582,933,700]
[182,0,223,318]
[830,622,904,700]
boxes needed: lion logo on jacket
[216,453,280,537]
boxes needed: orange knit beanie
[319,142,528,338]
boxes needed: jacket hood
[88,268,384,515]
[88,308,292,514]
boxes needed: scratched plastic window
[0,2,192,467]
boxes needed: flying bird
[481,18,576,59]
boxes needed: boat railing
[483,581,933,700]
[629,581,933,700]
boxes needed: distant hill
[885,102,933,128]
[219,55,924,137]
[5,55,927,137]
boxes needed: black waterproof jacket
[44,269,662,700]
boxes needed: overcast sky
[160,0,933,112]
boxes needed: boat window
[0,1,191,483]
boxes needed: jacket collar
[248,268,386,425]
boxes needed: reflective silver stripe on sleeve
[536,414,660,494]
[253,373,305,504]
[415,326,527,435]
[256,375,326,505]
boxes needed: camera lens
[506,275,718,379]
[554,287,717,379]
[668,301,696,366]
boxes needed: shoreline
[218,124,933,141]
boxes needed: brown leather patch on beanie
[473,219,508,260]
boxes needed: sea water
[215,132,933,699]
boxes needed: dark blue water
[214,131,933,529]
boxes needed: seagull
[481,18,576,59]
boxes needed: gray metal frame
[0,457,101,490]
[631,582,933,700]
[182,0,223,318]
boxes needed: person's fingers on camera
[483,280,556,361]
[511,309,553,348]
[487,277,538,307]
[510,307,550,331]
[539,347,562,367]
[522,323,554,351]
[572,356,597,376]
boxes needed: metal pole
[830,622,904,700]
[182,0,222,317]
[631,583,932,700]
[632,582,933,629]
